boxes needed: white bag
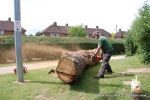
[131,76,141,93]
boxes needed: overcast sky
[0,0,148,35]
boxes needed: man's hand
[91,55,102,62]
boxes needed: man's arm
[94,45,101,56]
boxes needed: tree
[56,49,99,84]
[130,2,150,64]
[68,25,87,37]
[110,32,115,40]
[124,31,136,56]
[35,31,41,36]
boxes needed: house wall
[59,33,66,37]
[4,31,26,36]
[43,33,66,37]
[4,31,14,35]
[115,32,123,38]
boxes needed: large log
[56,49,101,84]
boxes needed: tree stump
[56,49,101,84]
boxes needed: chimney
[96,26,99,29]
[53,22,57,26]
[66,23,68,27]
[8,17,11,21]
[85,25,88,29]
[119,29,121,32]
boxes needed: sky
[0,0,148,35]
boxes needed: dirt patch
[35,94,50,100]
[125,67,150,74]
[122,81,131,85]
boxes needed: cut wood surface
[56,49,101,84]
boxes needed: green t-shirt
[98,36,113,53]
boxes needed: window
[50,32,59,37]
[0,31,4,36]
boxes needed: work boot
[94,74,104,79]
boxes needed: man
[92,31,113,78]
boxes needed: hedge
[0,36,125,55]
[110,39,125,55]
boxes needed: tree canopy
[68,25,87,37]
[130,2,150,64]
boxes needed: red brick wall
[59,33,66,37]
[4,31,25,36]
[43,33,66,37]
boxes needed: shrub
[124,35,136,56]
[130,2,150,64]
[110,39,125,55]
[0,36,14,49]
[140,51,150,64]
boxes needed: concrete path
[110,55,125,60]
[0,55,125,75]
[0,60,58,75]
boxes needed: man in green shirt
[92,31,113,78]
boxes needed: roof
[0,20,26,32]
[41,25,68,34]
[86,28,111,37]
[115,30,127,38]
[41,22,111,37]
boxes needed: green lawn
[0,56,150,100]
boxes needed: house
[40,22,68,37]
[84,25,111,38]
[115,29,127,38]
[40,22,111,38]
[0,18,26,36]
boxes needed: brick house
[115,29,127,38]
[40,22,111,38]
[40,22,68,37]
[0,18,26,36]
[84,25,111,38]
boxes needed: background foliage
[130,2,150,64]
[68,25,87,37]
[124,33,137,56]
[0,36,125,63]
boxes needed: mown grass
[0,56,150,100]
[110,55,150,72]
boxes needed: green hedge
[49,43,97,51]
[22,36,98,44]
[110,39,125,55]
[0,36,14,49]
[0,36,125,55]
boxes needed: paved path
[0,60,58,75]
[0,55,125,75]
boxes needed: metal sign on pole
[14,0,24,82]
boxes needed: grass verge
[0,56,150,100]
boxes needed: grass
[0,44,65,64]
[0,56,150,100]
[110,55,150,71]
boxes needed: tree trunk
[56,49,101,84]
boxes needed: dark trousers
[98,52,112,76]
